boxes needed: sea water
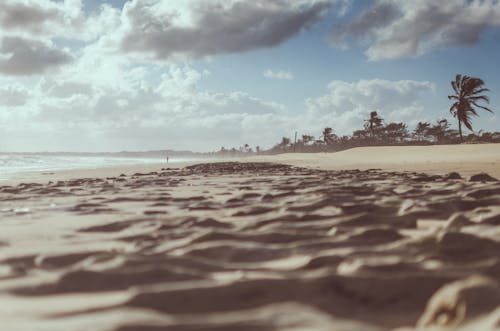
[0,154,193,180]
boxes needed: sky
[0,0,499,152]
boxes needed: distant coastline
[0,150,210,159]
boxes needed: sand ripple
[0,162,499,330]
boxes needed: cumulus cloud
[0,0,86,37]
[0,1,60,32]
[0,1,82,77]
[0,0,471,152]
[118,0,331,60]
[0,36,73,75]
[0,60,287,151]
[263,69,294,80]
[0,54,440,151]
[305,78,436,134]
[0,84,30,106]
[0,0,331,78]
[332,0,500,60]
[45,81,94,98]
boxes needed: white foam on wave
[0,154,197,180]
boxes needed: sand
[2,161,199,186]
[7,144,499,185]
[246,143,500,178]
[1,145,499,331]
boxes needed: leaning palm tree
[448,74,493,142]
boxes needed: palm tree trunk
[458,120,463,142]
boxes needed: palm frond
[449,102,458,115]
[470,87,489,95]
[468,95,490,103]
[455,74,462,90]
[463,117,474,131]
[451,80,460,95]
[468,106,479,117]
[471,101,493,113]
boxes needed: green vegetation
[214,74,497,156]
[448,74,493,141]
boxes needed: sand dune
[1,161,499,330]
[247,143,500,178]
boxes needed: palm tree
[448,74,493,141]
[302,134,314,145]
[321,127,336,145]
[280,137,290,149]
[428,119,451,144]
[364,111,383,138]
[382,122,408,143]
[413,121,431,142]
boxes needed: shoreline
[3,144,499,186]
[0,160,203,186]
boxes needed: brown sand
[5,144,499,185]
[246,143,500,178]
[1,160,499,331]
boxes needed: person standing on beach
[166,156,169,163]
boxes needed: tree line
[212,74,497,156]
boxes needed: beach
[246,144,500,178]
[1,145,500,330]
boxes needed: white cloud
[0,0,73,32]
[0,83,30,107]
[0,0,89,39]
[0,0,475,152]
[0,0,114,77]
[0,53,288,151]
[263,69,294,80]
[0,52,440,151]
[305,78,436,134]
[332,0,500,60]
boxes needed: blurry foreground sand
[0,159,499,330]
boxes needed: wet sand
[2,161,198,185]
[1,161,499,330]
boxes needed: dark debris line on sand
[0,162,499,330]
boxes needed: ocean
[0,153,191,180]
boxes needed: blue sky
[0,0,499,152]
